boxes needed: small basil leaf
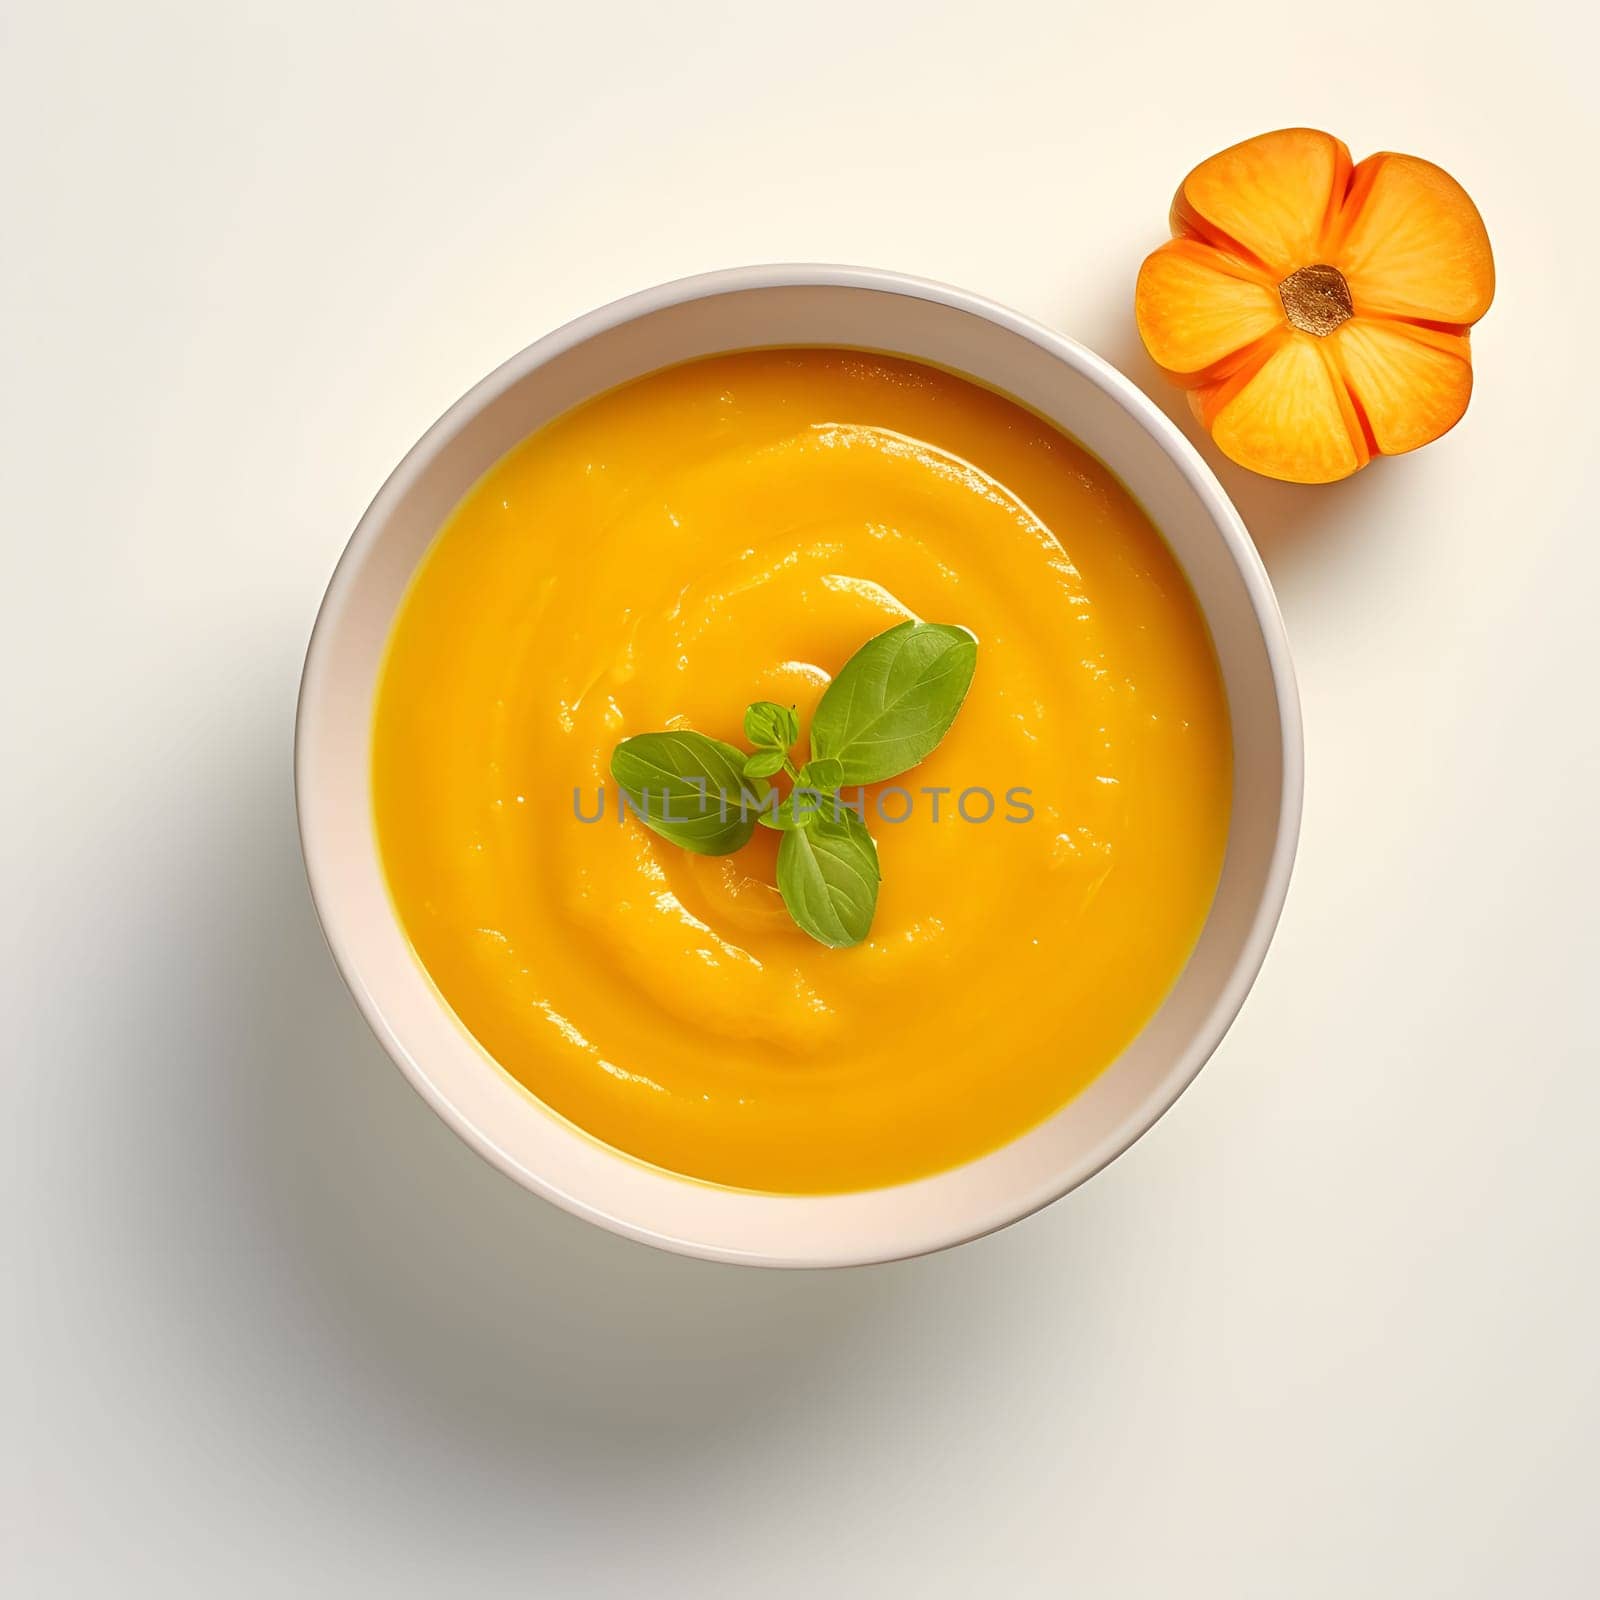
[755,787,835,832]
[809,621,978,785]
[756,797,804,831]
[742,748,788,780]
[611,731,763,855]
[800,756,843,791]
[744,700,800,753]
[776,807,880,948]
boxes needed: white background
[6,1,1597,1593]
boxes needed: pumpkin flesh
[1137,129,1495,483]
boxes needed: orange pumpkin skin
[1135,129,1495,484]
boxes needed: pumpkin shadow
[1065,281,1395,583]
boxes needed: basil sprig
[609,621,977,947]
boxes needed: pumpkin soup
[372,350,1231,1192]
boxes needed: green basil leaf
[776,807,880,947]
[744,700,800,753]
[800,756,843,791]
[742,747,787,780]
[611,731,764,855]
[756,796,804,831]
[756,787,827,832]
[809,621,978,784]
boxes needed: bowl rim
[295,262,1304,1266]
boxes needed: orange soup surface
[373,350,1231,1192]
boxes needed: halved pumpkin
[1136,128,1495,484]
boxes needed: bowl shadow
[141,677,1057,1492]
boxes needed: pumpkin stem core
[1278,264,1354,336]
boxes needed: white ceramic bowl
[296,264,1302,1268]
